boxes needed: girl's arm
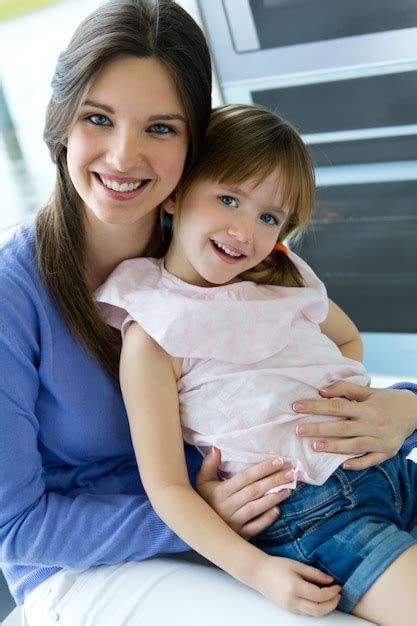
[120,322,341,617]
[319,299,363,361]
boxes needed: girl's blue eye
[219,195,238,208]
[260,213,278,226]
[150,123,172,134]
[87,114,110,126]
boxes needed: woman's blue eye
[219,195,238,208]
[260,213,277,225]
[151,123,172,134]
[87,114,110,126]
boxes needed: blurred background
[0,1,417,621]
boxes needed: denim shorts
[253,453,417,613]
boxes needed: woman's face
[66,55,189,229]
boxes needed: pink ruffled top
[96,251,370,487]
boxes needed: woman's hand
[252,555,341,617]
[294,381,417,470]
[196,448,292,539]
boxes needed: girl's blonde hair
[175,104,315,287]
[36,0,211,378]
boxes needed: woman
[0,1,415,625]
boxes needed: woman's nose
[107,131,146,172]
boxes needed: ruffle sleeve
[95,253,329,364]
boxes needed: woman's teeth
[213,240,243,258]
[100,177,142,192]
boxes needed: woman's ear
[162,194,176,214]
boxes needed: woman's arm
[294,381,417,470]
[319,299,363,361]
[120,322,341,617]
[0,282,190,575]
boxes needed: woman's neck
[84,213,158,291]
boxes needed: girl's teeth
[101,177,141,192]
[214,240,242,258]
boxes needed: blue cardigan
[0,220,201,605]
[0,220,415,605]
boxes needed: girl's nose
[227,214,254,242]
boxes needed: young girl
[96,103,417,625]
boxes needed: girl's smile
[164,172,288,287]
[210,239,247,263]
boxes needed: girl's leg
[352,544,417,626]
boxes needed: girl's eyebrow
[82,100,187,124]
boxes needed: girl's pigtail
[267,241,305,287]
[239,240,304,287]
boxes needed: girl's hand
[196,448,292,539]
[294,381,417,470]
[253,555,341,617]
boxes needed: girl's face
[66,55,188,230]
[164,172,288,287]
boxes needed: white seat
[2,570,374,626]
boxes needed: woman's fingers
[310,435,378,455]
[319,380,373,401]
[196,446,222,482]
[235,489,291,538]
[293,382,417,465]
[294,396,365,420]
[296,420,369,440]
[238,506,281,539]
[196,454,294,536]
[343,451,387,470]
[220,457,289,497]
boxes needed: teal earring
[163,213,173,228]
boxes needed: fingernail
[343,462,352,469]
[295,425,306,436]
[313,440,325,451]
[273,506,280,515]
[272,457,284,467]
[292,402,305,412]
[284,469,294,480]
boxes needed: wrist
[248,552,272,593]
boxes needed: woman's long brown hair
[36,0,211,378]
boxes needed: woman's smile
[66,55,188,228]
[92,172,152,202]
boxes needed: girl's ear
[162,193,176,214]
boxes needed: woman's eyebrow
[82,99,114,113]
[148,113,187,124]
